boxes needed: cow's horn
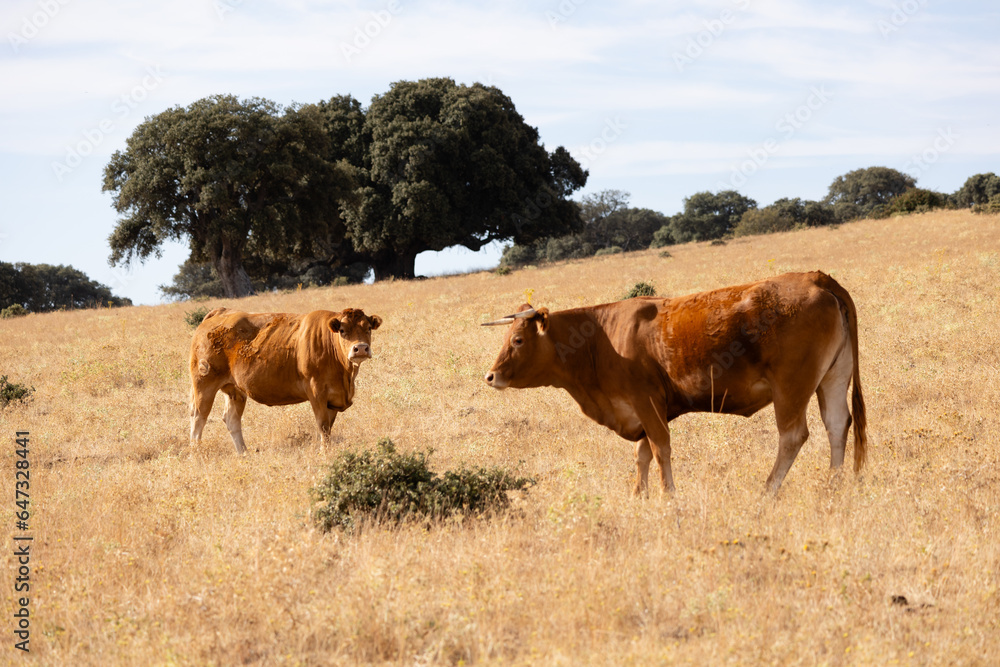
[480,308,537,327]
[481,317,515,327]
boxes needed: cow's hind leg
[190,384,217,444]
[221,386,248,455]
[765,392,812,494]
[636,398,675,495]
[633,437,653,496]
[816,344,854,470]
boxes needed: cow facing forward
[483,271,866,494]
[189,307,382,453]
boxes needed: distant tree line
[101,75,999,299]
[0,262,131,316]
[500,167,1000,268]
[103,78,587,300]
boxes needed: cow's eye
[512,336,524,347]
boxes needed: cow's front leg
[309,398,339,449]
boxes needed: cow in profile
[483,271,866,495]
[189,307,382,453]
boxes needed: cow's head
[331,308,382,364]
[483,304,552,389]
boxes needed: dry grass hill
[1,210,998,665]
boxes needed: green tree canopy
[104,95,356,297]
[342,78,588,279]
[0,262,131,312]
[952,172,1000,208]
[824,166,915,214]
[575,190,668,252]
[667,190,757,243]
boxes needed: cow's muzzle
[484,371,507,389]
[349,342,371,362]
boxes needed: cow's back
[190,310,312,405]
[647,272,845,417]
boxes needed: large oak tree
[104,95,355,297]
[341,78,588,280]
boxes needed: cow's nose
[485,372,494,384]
[352,343,370,356]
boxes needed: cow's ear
[369,315,382,330]
[330,318,342,333]
[534,307,550,334]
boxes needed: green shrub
[545,235,593,262]
[734,208,796,237]
[1,304,28,319]
[309,438,535,532]
[649,225,674,249]
[658,250,672,259]
[0,376,34,407]
[872,188,946,218]
[499,242,542,268]
[972,193,1000,215]
[621,281,656,300]
[495,265,512,276]
[594,246,623,256]
[184,306,211,329]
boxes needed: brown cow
[189,307,382,453]
[483,271,866,494]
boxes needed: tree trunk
[214,237,256,298]
[371,248,418,282]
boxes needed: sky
[2,0,998,305]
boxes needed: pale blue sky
[2,0,998,304]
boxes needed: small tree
[952,173,1000,208]
[668,190,757,242]
[824,166,915,215]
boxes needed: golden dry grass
[1,209,998,665]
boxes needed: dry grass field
[1,209,998,665]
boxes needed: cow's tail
[817,272,867,473]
